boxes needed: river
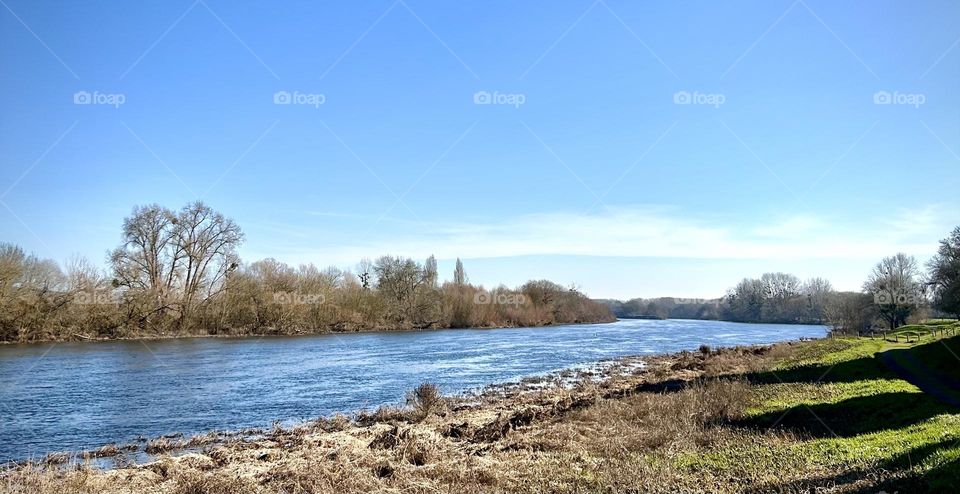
[0,319,826,462]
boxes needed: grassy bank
[3,323,959,493]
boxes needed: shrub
[406,383,444,421]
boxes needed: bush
[406,383,444,421]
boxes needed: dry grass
[2,340,949,493]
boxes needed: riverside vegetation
[5,205,958,342]
[603,225,960,332]
[0,201,613,343]
[3,320,958,493]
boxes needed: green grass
[885,321,960,344]
[678,334,960,491]
[747,378,919,414]
[771,337,886,369]
[922,319,960,326]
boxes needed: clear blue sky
[1,0,958,299]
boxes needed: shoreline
[0,316,831,347]
[0,317,619,346]
[1,337,806,468]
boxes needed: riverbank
[0,314,619,345]
[1,314,851,347]
[4,323,958,493]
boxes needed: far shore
[0,317,625,346]
[0,316,837,346]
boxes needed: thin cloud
[249,205,950,267]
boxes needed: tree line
[601,274,834,325]
[0,202,614,342]
[603,225,960,332]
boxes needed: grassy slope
[684,324,960,492]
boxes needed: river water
[0,319,826,461]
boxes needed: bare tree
[801,277,834,323]
[723,278,768,322]
[521,280,564,306]
[172,201,243,316]
[65,254,106,292]
[761,272,801,299]
[110,202,243,324]
[0,243,69,340]
[109,204,179,307]
[357,258,373,290]
[824,292,875,335]
[928,226,960,318]
[374,256,425,321]
[863,253,921,329]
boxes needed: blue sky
[1,0,958,299]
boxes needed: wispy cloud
[752,215,824,238]
[244,205,951,267]
[881,204,947,241]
